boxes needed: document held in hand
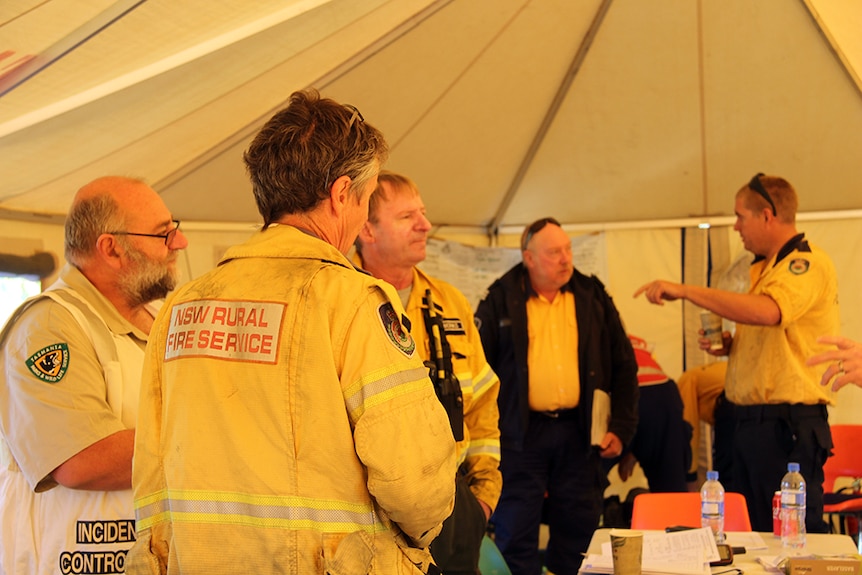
[591,389,610,446]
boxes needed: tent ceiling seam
[0,0,147,115]
[375,0,523,151]
[0,0,337,137]
[486,0,615,239]
[153,0,453,193]
[800,0,862,100]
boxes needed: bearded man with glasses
[0,176,188,575]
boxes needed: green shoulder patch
[26,343,70,383]
[378,302,415,358]
[789,258,810,275]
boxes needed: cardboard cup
[610,528,643,575]
[700,311,724,350]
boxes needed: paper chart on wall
[419,233,609,311]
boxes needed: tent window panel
[0,251,56,327]
[0,274,42,326]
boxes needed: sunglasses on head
[748,173,777,216]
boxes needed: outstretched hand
[807,335,862,391]
[633,280,685,305]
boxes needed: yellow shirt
[526,290,580,411]
[726,238,839,406]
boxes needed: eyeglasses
[108,220,181,246]
[520,217,561,251]
[748,173,777,216]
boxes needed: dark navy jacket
[475,263,639,451]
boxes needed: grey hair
[64,193,125,266]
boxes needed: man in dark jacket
[475,217,638,575]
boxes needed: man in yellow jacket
[354,171,502,575]
[127,91,457,574]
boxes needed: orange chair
[823,424,862,553]
[630,491,752,531]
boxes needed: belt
[532,408,577,419]
[734,403,827,422]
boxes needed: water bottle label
[780,492,804,506]
[702,502,723,515]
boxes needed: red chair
[631,491,752,531]
[823,424,862,553]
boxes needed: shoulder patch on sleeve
[377,302,416,358]
[26,343,70,383]
[789,258,810,275]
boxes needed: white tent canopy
[2,0,861,231]
[3,0,862,463]
[2,0,862,422]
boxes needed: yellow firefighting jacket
[404,267,502,512]
[127,225,457,575]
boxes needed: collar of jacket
[219,224,354,270]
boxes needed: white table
[583,528,858,574]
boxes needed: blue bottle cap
[788,462,800,473]
[706,470,718,481]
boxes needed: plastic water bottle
[780,462,807,551]
[701,470,726,543]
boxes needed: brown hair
[736,174,798,224]
[244,89,389,228]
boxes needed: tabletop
[583,528,859,575]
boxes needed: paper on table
[591,389,610,446]
[582,553,709,575]
[583,528,718,575]
[726,531,769,550]
[581,552,708,575]
[642,528,720,563]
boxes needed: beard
[118,244,180,307]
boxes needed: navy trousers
[492,410,605,575]
[732,403,831,533]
